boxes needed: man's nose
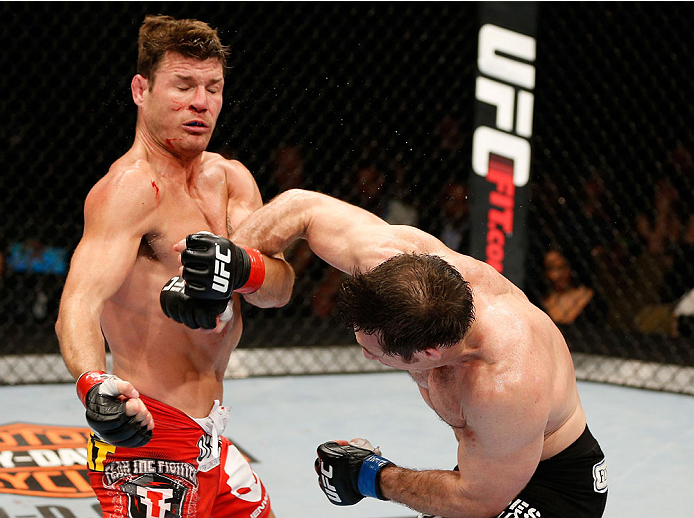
[189,86,208,112]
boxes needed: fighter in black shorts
[195,190,610,517]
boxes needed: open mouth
[183,121,209,134]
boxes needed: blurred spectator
[670,141,693,168]
[436,181,470,253]
[572,170,615,261]
[634,176,683,258]
[541,247,607,326]
[381,157,419,226]
[353,163,386,215]
[635,213,694,336]
[661,213,694,303]
[435,115,467,155]
[674,287,694,337]
[270,141,305,196]
[590,172,685,332]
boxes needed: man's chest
[422,367,469,429]
[145,189,230,262]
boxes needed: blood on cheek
[165,138,182,149]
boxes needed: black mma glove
[181,231,266,299]
[160,276,230,330]
[315,439,393,506]
[76,371,152,448]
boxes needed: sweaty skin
[56,52,294,432]
[229,189,587,518]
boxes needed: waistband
[139,394,229,436]
[542,425,602,464]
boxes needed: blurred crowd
[528,140,694,338]
[2,127,692,342]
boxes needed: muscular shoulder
[463,319,552,443]
[202,152,262,208]
[467,294,555,405]
[84,158,160,229]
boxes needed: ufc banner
[468,2,538,289]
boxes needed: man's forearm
[241,254,295,308]
[56,303,107,380]
[379,466,500,518]
[232,189,313,256]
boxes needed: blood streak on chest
[151,180,160,200]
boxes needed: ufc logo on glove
[319,462,342,503]
[213,244,232,294]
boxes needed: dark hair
[138,15,229,83]
[336,253,475,361]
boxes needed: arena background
[0,2,693,394]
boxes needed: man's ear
[131,74,148,106]
[422,348,442,360]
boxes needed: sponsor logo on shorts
[593,458,608,493]
[0,422,93,498]
[122,473,188,518]
[197,433,221,472]
[250,492,270,518]
[497,498,542,518]
[104,459,198,487]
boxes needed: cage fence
[0,2,692,394]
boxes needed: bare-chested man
[178,189,608,518]
[55,15,292,518]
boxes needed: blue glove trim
[357,454,392,500]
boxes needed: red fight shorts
[86,395,272,518]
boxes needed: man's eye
[177,86,190,91]
[207,88,219,94]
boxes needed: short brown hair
[137,14,229,82]
[336,253,475,362]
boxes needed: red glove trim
[76,370,106,406]
[236,247,266,293]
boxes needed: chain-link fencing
[0,2,692,393]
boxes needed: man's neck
[133,127,205,178]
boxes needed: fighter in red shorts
[56,15,293,517]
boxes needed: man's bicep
[458,385,548,511]
[64,183,150,303]
[63,230,141,304]
[455,428,544,512]
[305,207,393,273]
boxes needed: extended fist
[180,232,265,299]
[315,439,393,506]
